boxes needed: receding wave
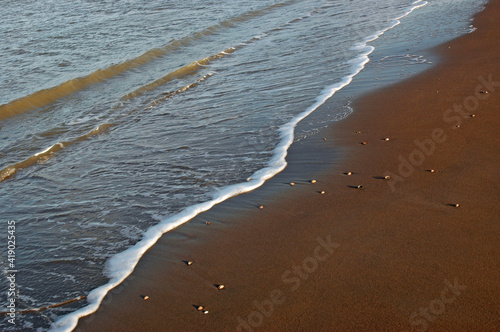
[0,64,220,184]
[0,0,308,186]
[0,123,114,185]
[0,67,218,185]
[122,47,236,100]
[144,72,214,109]
[0,0,298,122]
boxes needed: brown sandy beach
[77,0,500,331]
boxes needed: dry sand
[76,0,500,331]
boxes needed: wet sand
[76,0,500,331]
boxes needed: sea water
[0,0,487,330]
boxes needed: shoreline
[76,0,499,330]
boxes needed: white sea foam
[34,143,62,157]
[50,2,428,331]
